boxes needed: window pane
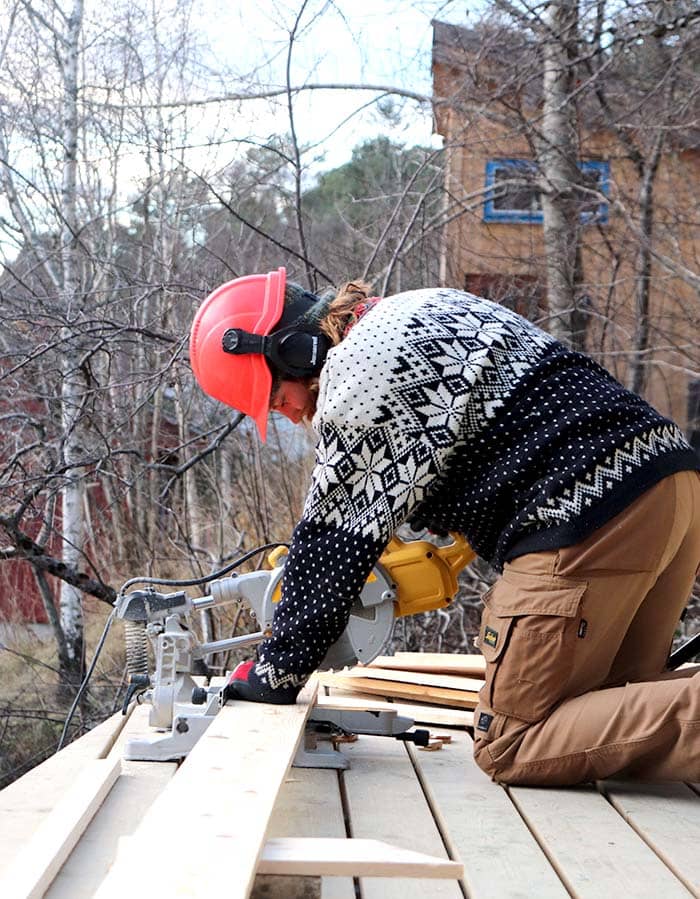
[576,165,605,218]
[492,163,541,213]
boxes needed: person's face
[270,379,316,425]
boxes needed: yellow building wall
[434,85,700,428]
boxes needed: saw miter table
[113,533,476,763]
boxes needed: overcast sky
[199,0,481,173]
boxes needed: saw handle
[379,532,476,618]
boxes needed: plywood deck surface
[1,699,699,899]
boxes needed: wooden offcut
[258,838,463,878]
[318,672,479,709]
[369,652,486,677]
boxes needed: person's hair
[270,279,375,413]
[318,280,374,346]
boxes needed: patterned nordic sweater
[254,288,699,691]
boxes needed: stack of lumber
[318,652,486,729]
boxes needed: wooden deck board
[600,780,700,896]
[1,691,699,897]
[267,765,355,899]
[508,783,695,899]
[341,733,462,899]
[407,730,569,898]
[0,708,129,871]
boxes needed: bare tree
[433,4,700,414]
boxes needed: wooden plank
[386,702,473,729]
[46,704,177,898]
[370,653,486,677]
[508,784,693,899]
[258,838,463,878]
[342,733,462,899]
[103,702,156,761]
[0,756,122,899]
[94,681,318,899]
[319,673,479,709]
[267,765,354,899]
[316,694,398,713]
[46,760,176,898]
[407,730,568,898]
[346,665,485,692]
[600,780,700,896]
[0,708,130,870]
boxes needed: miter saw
[114,533,475,765]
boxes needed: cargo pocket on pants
[477,568,587,723]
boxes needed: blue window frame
[483,158,610,225]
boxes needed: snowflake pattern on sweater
[254,288,699,690]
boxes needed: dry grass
[0,601,124,789]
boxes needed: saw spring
[124,620,149,677]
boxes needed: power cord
[56,607,117,752]
[117,542,287,594]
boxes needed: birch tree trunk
[538,0,584,349]
[629,157,660,395]
[58,0,87,684]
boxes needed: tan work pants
[473,469,700,785]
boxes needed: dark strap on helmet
[222,329,267,355]
[222,325,331,379]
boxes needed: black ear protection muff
[222,324,331,379]
[221,284,334,379]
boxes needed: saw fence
[1,653,699,899]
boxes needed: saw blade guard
[319,565,397,669]
[266,546,397,670]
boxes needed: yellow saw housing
[380,533,475,617]
[269,533,475,617]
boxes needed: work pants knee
[473,471,700,786]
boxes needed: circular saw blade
[319,565,396,670]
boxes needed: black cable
[117,542,288,595]
[56,607,117,752]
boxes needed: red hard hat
[189,268,286,441]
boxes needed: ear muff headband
[222,324,331,379]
